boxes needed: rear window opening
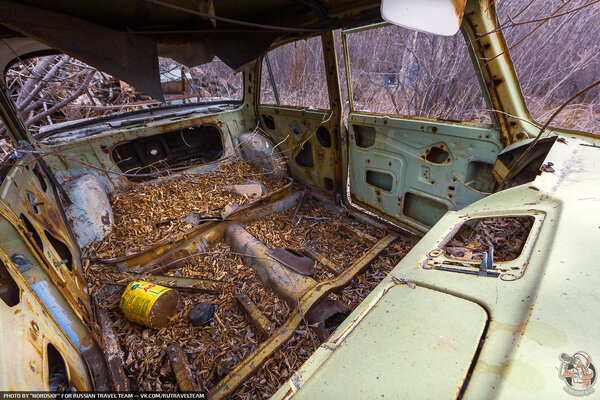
[111,126,224,181]
[444,216,535,262]
[1,55,242,139]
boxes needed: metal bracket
[479,245,494,275]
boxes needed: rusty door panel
[257,105,339,194]
[347,114,503,234]
[0,242,92,391]
[0,157,91,323]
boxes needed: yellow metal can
[119,281,180,329]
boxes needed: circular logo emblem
[560,352,596,396]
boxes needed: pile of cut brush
[2,55,145,137]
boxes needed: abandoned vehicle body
[0,0,598,398]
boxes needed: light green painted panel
[282,285,487,399]
[257,105,337,193]
[348,113,502,234]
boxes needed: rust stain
[100,211,111,227]
[452,0,467,21]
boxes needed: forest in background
[262,0,600,128]
[1,0,599,155]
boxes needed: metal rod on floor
[209,233,399,399]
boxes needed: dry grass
[498,0,600,132]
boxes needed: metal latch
[479,246,494,276]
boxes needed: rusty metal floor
[84,161,418,397]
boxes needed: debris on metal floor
[84,160,418,396]
[93,160,287,258]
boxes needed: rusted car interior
[1,1,599,399]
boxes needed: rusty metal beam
[340,224,377,244]
[96,305,130,391]
[166,343,200,392]
[236,293,275,338]
[225,224,316,307]
[101,273,224,293]
[306,249,339,275]
[208,233,399,399]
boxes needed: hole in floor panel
[444,216,535,262]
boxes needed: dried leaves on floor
[245,196,387,282]
[231,235,417,400]
[85,166,418,397]
[87,242,288,392]
[94,160,286,258]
